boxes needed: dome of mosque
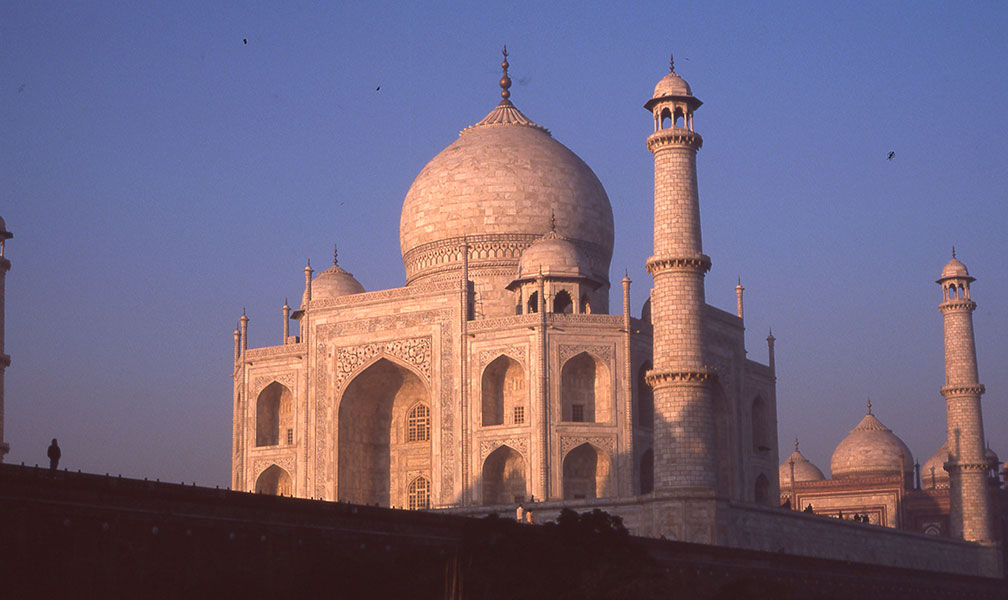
[830,405,914,480]
[311,254,365,300]
[779,444,826,487]
[652,70,692,99]
[399,54,613,285]
[921,442,950,488]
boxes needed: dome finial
[499,45,512,100]
[550,210,556,232]
[866,397,873,415]
[794,436,799,451]
[952,245,956,259]
[333,244,339,266]
[669,53,675,73]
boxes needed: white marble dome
[399,99,614,284]
[830,409,913,480]
[921,442,949,488]
[312,262,364,299]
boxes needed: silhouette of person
[804,504,814,513]
[47,439,61,475]
[516,504,525,523]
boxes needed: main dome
[399,98,614,285]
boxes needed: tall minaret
[644,56,716,493]
[0,217,11,462]
[937,250,993,543]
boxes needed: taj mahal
[228,52,1004,574]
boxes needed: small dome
[921,442,950,488]
[779,447,826,486]
[652,71,692,99]
[312,262,364,299]
[830,407,914,480]
[517,228,591,279]
[940,257,970,280]
[986,446,999,467]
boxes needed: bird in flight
[887,151,895,160]
[376,86,381,91]
[243,38,247,45]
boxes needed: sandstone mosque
[229,52,1004,573]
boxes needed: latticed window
[572,404,585,422]
[407,404,430,442]
[407,476,430,510]
[513,406,524,425]
[286,428,293,445]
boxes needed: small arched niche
[562,443,613,500]
[553,290,573,314]
[639,448,654,495]
[481,356,526,426]
[751,396,770,454]
[561,352,611,423]
[482,445,527,505]
[256,381,293,447]
[754,473,770,505]
[255,464,292,496]
[637,362,654,431]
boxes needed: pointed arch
[561,352,611,423]
[337,358,430,507]
[481,355,526,426]
[527,291,539,313]
[562,443,613,500]
[407,476,430,510]
[481,445,527,505]
[256,381,293,447]
[255,464,292,496]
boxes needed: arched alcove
[338,358,430,507]
[255,464,292,496]
[256,381,293,447]
[637,362,653,431]
[752,396,770,454]
[553,290,573,314]
[561,352,611,423]
[527,291,539,313]
[481,445,527,505]
[640,448,654,495]
[754,473,770,505]
[562,443,613,500]
[579,294,591,314]
[481,356,526,426]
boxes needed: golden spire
[500,45,512,100]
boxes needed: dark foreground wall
[0,464,1003,599]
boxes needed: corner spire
[500,45,512,100]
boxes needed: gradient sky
[2,2,1006,487]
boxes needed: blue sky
[2,2,1006,486]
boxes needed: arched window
[637,362,653,431]
[674,107,684,128]
[255,464,292,496]
[256,382,293,447]
[660,107,671,129]
[754,473,769,505]
[407,403,430,442]
[949,285,957,299]
[561,352,611,423]
[751,396,770,453]
[553,290,573,314]
[527,291,539,313]
[579,294,591,314]
[640,448,654,494]
[407,476,430,510]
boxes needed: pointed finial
[866,398,873,415]
[550,211,556,232]
[242,306,246,317]
[952,246,956,259]
[794,437,799,451]
[625,267,629,278]
[283,297,289,308]
[767,327,775,340]
[737,276,741,286]
[333,244,339,266]
[669,53,675,73]
[500,45,512,100]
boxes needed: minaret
[0,218,11,462]
[644,55,716,493]
[937,250,993,543]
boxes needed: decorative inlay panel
[251,372,297,397]
[245,343,306,359]
[253,456,295,478]
[478,346,527,368]
[559,343,613,365]
[334,337,432,390]
[560,435,616,458]
[479,437,529,461]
